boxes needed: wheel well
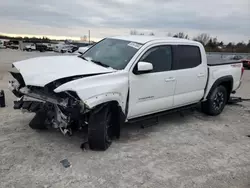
[206,76,233,101]
[219,81,232,100]
[92,101,125,139]
[108,101,125,139]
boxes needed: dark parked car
[231,55,243,60]
[36,43,48,52]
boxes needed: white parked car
[53,43,67,52]
[0,40,6,48]
[73,45,92,55]
[9,36,244,150]
[23,43,36,51]
[60,45,78,53]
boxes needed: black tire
[88,103,115,151]
[202,85,228,116]
[29,109,48,130]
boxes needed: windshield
[81,38,142,70]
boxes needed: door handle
[197,73,205,77]
[165,77,175,82]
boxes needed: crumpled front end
[8,66,89,135]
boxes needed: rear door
[172,45,207,107]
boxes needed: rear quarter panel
[204,63,242,99]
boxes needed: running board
[127,103,198,124]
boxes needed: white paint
[204,63,243,99]
[12,36,243,120]
[54,71,129,113]
[73,46,92,55]
[137,62,153,72]
[128,71,176,118]
[111,35,191,45]
[53,43,68,52]
[126,39,206,119]
[173,44,208,107]
[24,43,36,51]
[13,56,115,87]
[127,42,142,49]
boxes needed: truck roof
[110,35,195,44]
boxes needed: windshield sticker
[128,42,142,49]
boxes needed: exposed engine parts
[14,98,88,135]
[10,77,88,137]
[53,104,73,136]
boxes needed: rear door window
[173,45,201,70]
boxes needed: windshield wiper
[90,60,110,68]
[78,56,88,60]
[78,56,110,68]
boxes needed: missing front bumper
[13,100,43,112]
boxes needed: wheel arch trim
[84,92,126,113]
[205,75,233,100]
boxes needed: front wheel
[202,85,228,116]
[29,109,48,130]
[88,104,115,151]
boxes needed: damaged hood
[13,56,115,87]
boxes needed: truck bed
[207,56,241,66]
[204,57,243,99]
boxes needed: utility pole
[88,30,90,44]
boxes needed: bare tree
[173,32,189,39]
[193,33,210,45]
[130,30,138,35]
[130,30,145,35]
[149,32,155,36]
[247,40,250,48]
[166,32,172,37]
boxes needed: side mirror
[137,61,153,73]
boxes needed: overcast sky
[0,0,249,42]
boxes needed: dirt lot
[0,49,250,188]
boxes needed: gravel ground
[0,49,250,188]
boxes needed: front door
[127,45,176,119]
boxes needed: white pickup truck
[23,43,36,51]
[9,36,244,150]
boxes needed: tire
[29,109,48,130]
[88,103,116,151]
[202,85,228,116]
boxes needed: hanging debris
[0,90,5,107]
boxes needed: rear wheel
[202,85,228,116]
[88,103,115,151]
